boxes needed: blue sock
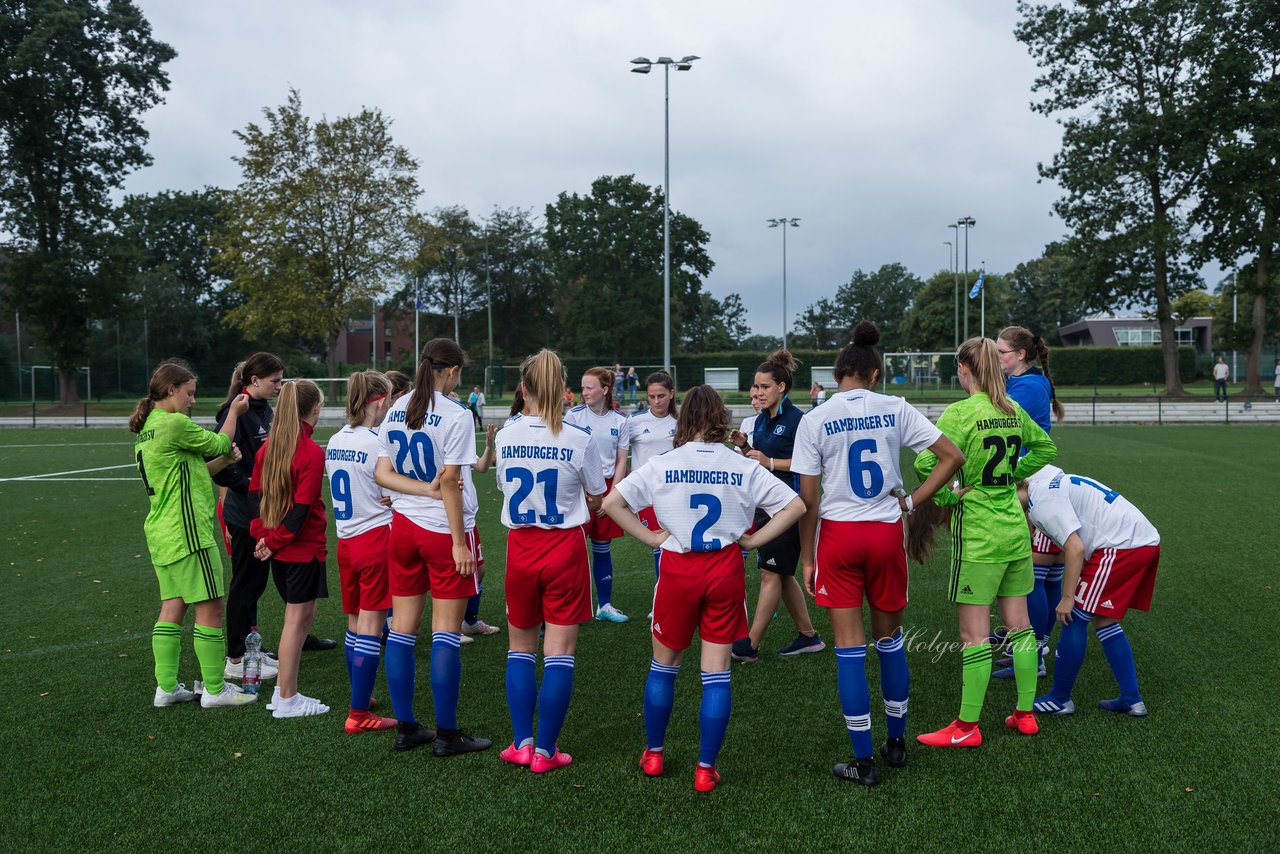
[505,651,536,749]
[350,634,381,712]
[643,659,680,750]
[344,629,357,683]
[430,632,462,730]
[1049,608,1092,702]
[385,631,417,723]
[652,548,661,580]
[875,631,909,741]
[1096,622,1142,704]
[591,540,614,606]
[536,655,576,756]
[1029,567,1051,643]
[465,582,482,625]
[1044,564,1065,640]
[835,646,872,759]
[698,670,732,767]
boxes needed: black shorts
[753,508,801,577]
[272,558,329,604]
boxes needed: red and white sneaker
[1004,710,1039,735]
[639,748,665,777]
[694,764,721,793]
[344,709,397,733]
[916,719,983,748]
[530,749,573,773]
[499,743,535,766]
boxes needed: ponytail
[1036,338,1066,423]
[520,349,567,435]
[905,498,953,564]
[833,320,883,384]
[346,371,392,427]
[407,338,467,430]
[956,337,1013,416]
[260,379,323,528]
[131,360,197,433]
[999,326,1065,423]
[756,349,799,396]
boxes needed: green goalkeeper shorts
[154,546,225,604]
[948,556,1033,605]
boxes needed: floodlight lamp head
[631,65,651,74]
[680,55,701,62]
[675,64,692,71]
[657,56,673,64]
[631,57,651,65]
[767,219,779,227]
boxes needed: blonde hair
[521,350,566,435]
[259,379,323,528]
[957,337,1014,417]
[346,371,391,427]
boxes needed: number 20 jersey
[377,390,478,533]
[615,442,797,554]
[495,415,606,529]
[791,388,942,523]
[325,425,391,539]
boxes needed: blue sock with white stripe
[430,632,462,730]
[1095,622,1142,705]
[643,659,680,750]
[698,669,732,767]
[536,655,576,756]
[465,582,483,625]
[505,651,536,749]
[344,629,357,683]
[385,631,417,723]
[1049,608,1091,702]
[1029,566,1051,643]
[836,646,872,759]
[875,631,909,741]
[350,634,382,712]
[591,540,614,606]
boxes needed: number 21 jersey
[495,415,606,529]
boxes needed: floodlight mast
[766,218,801,350]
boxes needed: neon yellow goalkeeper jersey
[914,392,1056,564]
[134,408,231,566]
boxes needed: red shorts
[652,547,748,649]
[337,525,392,614]
[638,506,658,532]
[813,519,908,612]
[387,512,482,600]
[1074,545,1160,619]
[1029,518,1061,556]
[504,527,592,629]
[583,478,624,541]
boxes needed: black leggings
[223,523,272,659]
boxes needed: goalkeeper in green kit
[907,338,1056,746]
[131,360,258,709]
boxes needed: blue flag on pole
[415,280,425,312]
[968,271,985,299]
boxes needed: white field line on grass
[4,477,137,482]
[0,463,135,482]
[0,442,135,448]
[2,632,144,661]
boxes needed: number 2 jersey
[378,390,478,533]
[615,442,798,553]
[915,391,1056,563]
[564,405,631,479]
[1027,471,1159,557]
[495,414,606,529]
[325,425,392,539]
[791,388,942,523]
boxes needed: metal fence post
[1092,396,1096,426]
[1158,394,1162,426]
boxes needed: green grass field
[1,425,1275,852]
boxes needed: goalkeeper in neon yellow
[908,338,1056,747]
[131,361,256,709]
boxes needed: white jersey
[616,442,798,554]
[564,405,630,479]
[377,390,478,533]
[1027,471,1160,556]
[790,388,942,523]
[628,410,676,471]
[740,414,758,447]
[496,414,606,529]
[325,426,392,538]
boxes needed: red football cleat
[694,765,721,793]
[499,743,535,766]
[916,719,983,748]
[1005,710,1039,735]
[344,709,397,733]
[530,750,573,773]
[639,748,665,777]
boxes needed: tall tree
[544,175,713,360]
[683,292,751,353]
[217,89,421,372]
[792,264,921,351]
[901,270,1013,351]
[404,205,482,346]
[0,0,174,401]
[1194,0,1280,394]
[1016,0,1225,394]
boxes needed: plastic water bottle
[243,626,262,694]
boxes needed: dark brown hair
[384,370,413,398]
[905,498,954,564]
[346,370,392,427]
[834,320,883,384]
[407,338,467,430]
[645,370,679,417]
[998,326,1065,423]
[673,385,730,447]
[130,360,197,433]
[220,352,285,411]
[756,349,799,396]
[509,384,527,417]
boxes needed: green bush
[1048,346,1197,385]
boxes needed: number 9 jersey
[377,390,478,533]
[325,425,392,538]
[495,415,606,529]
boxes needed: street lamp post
[948,223,960,347]
[957,217,975,340]
[631,54,700,374]
[767,218,800,350]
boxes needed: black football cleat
[303,634,338,651]
[393,722,437,752]
[832,757,880,787]
[433,728,493,757]
[879,738,907,768]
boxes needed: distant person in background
[627,367,639,405]
[814,385,826,407]
[468,386,482,427]
[809,381,821,409]
[614,365,625,404]
[1275,360,1279,402]
[1213,356,1230,402]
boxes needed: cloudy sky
[127,0,1069,339]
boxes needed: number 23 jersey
[378,390,478,533]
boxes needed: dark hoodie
[210,393,274,528]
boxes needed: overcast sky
[128,0,1071,339]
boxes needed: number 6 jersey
[325,425,392,539]
[377,390,478,533]
[495,414,606,529]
